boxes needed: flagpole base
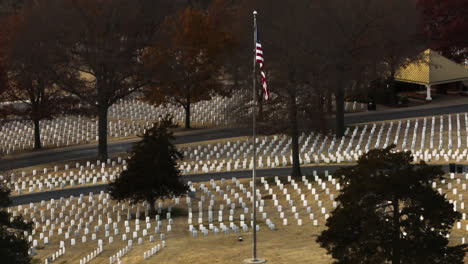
[243,258,267,263]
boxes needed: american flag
[255,28,269,100]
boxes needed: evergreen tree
[317,145,467,264]
[109,117,188,214]
[0,184,33,264]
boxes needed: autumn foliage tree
[418,0,468,63]
[143,1,234,129]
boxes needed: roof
[395,49,468,86]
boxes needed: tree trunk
[257,99,263,122]
[148,197,156,217]
[98,105,109,161]
[392,198,401,264]
[325,79,333,113]
[288,89,302,177]
[33,119,42,149]
[335,68,345,137]
[389,68,397,105]
[184,102,191,129]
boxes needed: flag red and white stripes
[256,32,269,100]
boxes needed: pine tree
[0,184,33,264]
[109,117,188,215]
[317,145,467,264]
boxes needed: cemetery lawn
[127,224,332,264]
[20,174,468,264]
[126,174,468,264]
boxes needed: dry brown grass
[134,224,331,264]
[7,173,466,264]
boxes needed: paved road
[2,103,467,171]
[344,103,468,125]
[0,127,250,171]
[10,164,452,206]
[9,165,347,205]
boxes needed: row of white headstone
[180,173,468,241]
[8,171,468,263]
[109,243,131,264]
[176,114,468,173]
[143,242,165,260]
[0,92,365,156]
[0,116,146,155]
[11,145,467,195]
[2,158,126,195]
[0,94,241,155]
[10,172,334,262]
[79,245,103,264]
[8,190,171,263]
[109,95,237,126]
[43,246,65,264]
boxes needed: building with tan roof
[395,49,468,100]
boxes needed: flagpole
[252,9,258,261]
[244,10,266,264]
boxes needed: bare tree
[2,1,78,149]
[316,0,425,136]
[377,0,426,104]
[55,0,174,160]
[228,0,425,176]
[0,62,8,123]
[229,1,331,177]
[0,0,28,15]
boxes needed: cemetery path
[0,126,250,171]
[344,103,468,125]
[2,103,467,172]
[9,165,346,205]
[10,164,451,206]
